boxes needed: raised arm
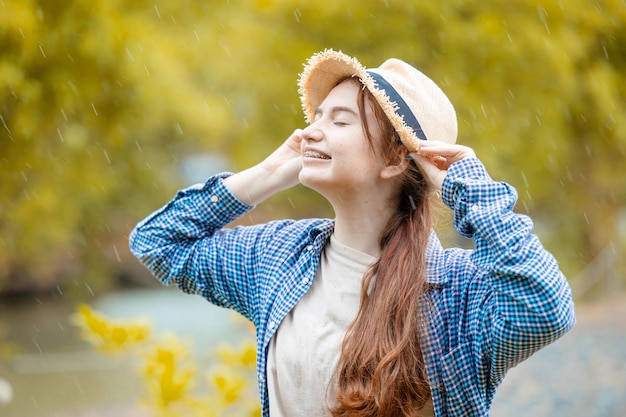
[129,130,305,320]
[414,143,575,385]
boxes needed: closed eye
[313,106,359,125]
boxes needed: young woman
[130,49,575,416]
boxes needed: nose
[301,122,323,142]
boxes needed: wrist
[223,163,286,206]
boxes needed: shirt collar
[309,219,334,239]
[312,220,448,287]
[425,231,449,287]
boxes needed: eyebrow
[314,106,359,118]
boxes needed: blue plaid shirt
[130,158,575,416]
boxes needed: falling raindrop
[293,8,302,23]
[0,114,10,135]
[601,42,609,60]
[85,283,95,296]
[125,47,135,62]
[104,150,111,164]
[112,244,121,263]
[154,4,162,19]
[38,43,46,58]
[67,79,78,94]
[91,103,98,116]
[536,5,551,34]
[57,127,64,142]
[520,171,529,188]
[74,378,84,396]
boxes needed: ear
[380,148,410,180]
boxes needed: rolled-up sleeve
[441,158,575,385]
[129,174,261,319]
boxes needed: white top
[267,235,374,416]
[266,235,434,416]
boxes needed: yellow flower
[213,340,256,368]
[72,303,151,352]
[72,305,260,416]
[208,365,248,406]
[143,333,195,409]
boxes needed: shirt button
[306,245,313,251]
[210,195,219,203]
[471,204,479,212]
[302,277,309,285]
[269,321,276,330]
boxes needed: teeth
[303,151,330,160]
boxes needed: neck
[328,190,396,257]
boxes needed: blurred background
[1,0,625,416]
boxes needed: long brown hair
[331,78,432,416]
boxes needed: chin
[299,171,328,194]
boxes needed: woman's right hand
[410,141,476,191]
[258,128,304,189]
[224,129,304,206]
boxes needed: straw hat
[298,49,457,151]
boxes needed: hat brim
[298,49,422,151]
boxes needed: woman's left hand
[409,141,476,191]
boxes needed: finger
[290,128,304,143]
[419,143,476,158]
[416,144,458,156]
[287,129,304,153]
[432,155,449,170]
[411,154,446,190]
[415,139,447,147]
[411,151,450,169]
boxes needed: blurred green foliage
[1,0,625,295]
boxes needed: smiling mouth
[303,150,331,160]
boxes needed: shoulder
[425,232,480,288]
[229,218,333,252]
[239,217,332,237]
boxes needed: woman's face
[299,80,391,198]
